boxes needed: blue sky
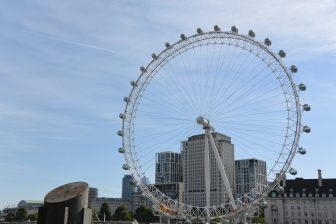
[0,0,336,209]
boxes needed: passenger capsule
[298,147,306,155]
[151,53,158,59]
[180,33,187,40]
[264,38,272,46]
[279,50,286,58]
[165,42,171,48]
[196,28,203,34]
[260,200,268,208]
[122,164,129,170]
[303,126,311,133]
[119,113,126,119]
[123,97,129,102]
[131,81,137,87]
[140,66,146,72]
[214,25,221,32]
[289,168,297,175]
[276,186,284,193]
[298,83,306,91]
[290,65,298,73]
[117,130,124,136]
[248,30,256,38]
[303,104,311,111]
[231,25,238,33]
[118,147,125,153]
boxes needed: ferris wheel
[117,25,310,222]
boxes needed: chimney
[318,169,322,187]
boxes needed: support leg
[204,134,211,223]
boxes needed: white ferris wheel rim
[119,27,303,220]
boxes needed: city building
[155,152,183,184]
[0,207,18,221]
[235,158,267,198]
[155,182,184,205]
[182,132,235,206]
[91,197,131,214]
[88,187,98,208]
[122,175,136,201]
[17,200,43,215]
[265,170,336,224]
[131,188,153,213]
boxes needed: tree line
[2,203,157,223]
[93,203,159,223]
[3,208,37,222]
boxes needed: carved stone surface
[38,182,91,224]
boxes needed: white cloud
[146,0,336,60]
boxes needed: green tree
[99,203,112,221]
[5,212,15,222]
[252,208,265,224]
[134,205,158,223]
[112,205,131,221]
[129,211,134,220]
[92,210,99,221]
[15,208,27,221]
[27,213,38,221]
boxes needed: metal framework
[118,26,309,221]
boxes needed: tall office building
[182,132,235,206]
[235,159,267,198]
[122,175,135,201]
[155,152,183,184]
[88,187,98,208]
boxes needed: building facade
[265,171,336,224]
[235,158,267,198]
[182,132,235,206]
[155,152,182,184]
[131,189,153,213]
[155,182,184,205]
[88,187,98,208]
[17,200,43,215]
[122,175,136,201]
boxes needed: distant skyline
[1,0,336,209]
